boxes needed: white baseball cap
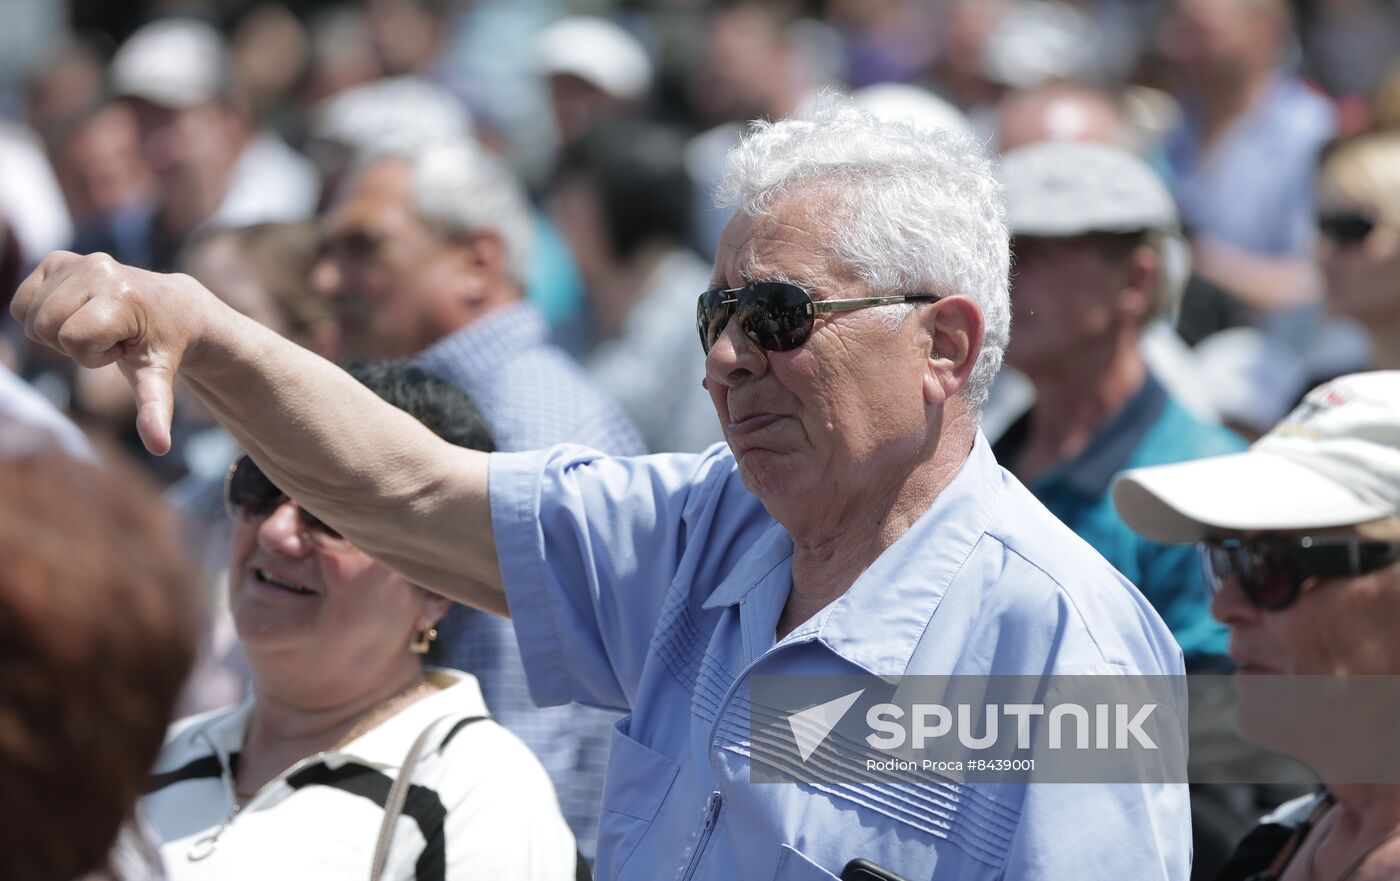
[535,16,652,101]
[111,18,230,109]
[1000,140,1179,237]
[1113,372,1400,543]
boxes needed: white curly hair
[716,93,1011,410]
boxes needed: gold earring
[409,627,437,654]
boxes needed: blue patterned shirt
[489,436,1189,880]
[416,299,646,861]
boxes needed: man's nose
[703,313,768,388]
[1210,571,1263,628]
[310,255,342,299]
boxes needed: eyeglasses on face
[696,281,941,355]
[224,455,345,541]
[1317,212,1380,247]
[1199,534,1400,611]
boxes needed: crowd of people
[2,0,1400,880]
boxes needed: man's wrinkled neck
[775,412,978,634]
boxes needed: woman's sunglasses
[1200,535,1400,611]
[696,282,941,354]
[1317,212,1378,247]
[224,455,344,539]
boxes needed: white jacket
[142,669,578,881]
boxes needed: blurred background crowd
[2,0,1398,451]
[3,0,1400,468]
[2,0,1399,878]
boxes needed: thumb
[118,359,177,456]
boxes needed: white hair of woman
[717,92,1011,409]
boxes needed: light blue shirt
[416,299,645,862]
[1166,74,1335,257]
[491,434,1190,880]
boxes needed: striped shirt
[415,300,645,456]
[142,669,577,881]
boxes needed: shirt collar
[187,698,253,766]
[995,372,1167,498]
[340,668,488,767]
[415,300,548,388]
[1040,372,1166,498]
[703,432,1005,678]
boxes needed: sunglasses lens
[698,289,734,354]
[225,457,343,539]
[1204,541,1300,611]
[1202,544,1228,598]
[226,456,282,520]
[1249,544,1303,610]
[699,283,815,353]
[743,282,814,351]
[1318,214,1376,245]
[299,509,343,539]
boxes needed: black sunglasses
[224,455,343,539]
[1317,212,1377,247]
[1200,535,1400,611]
[697,282,941,354]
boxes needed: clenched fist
[9,251,231,455]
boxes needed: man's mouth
[254,568,317,596]
[728,412,783,435]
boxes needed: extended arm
[11,252,508,615]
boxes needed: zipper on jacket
[678,790,723,881]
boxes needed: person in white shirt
[109,18,318,270]
[142,363,578,881]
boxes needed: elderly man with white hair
[13,97,1189,879]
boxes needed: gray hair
[716,93,1011,410]
[357,139,534,290]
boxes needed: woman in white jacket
[142,363,578,881]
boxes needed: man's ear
[920,295,984,406]
[1119,244,1159,323]
[449,229,510,287]
[439,228,510,310]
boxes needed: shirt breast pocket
[774,845,842,880]
[597,715,681,876]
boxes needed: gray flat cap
[999,140,1179,237]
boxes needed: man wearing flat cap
[996,140,1284,879]
[995,140,1246,671]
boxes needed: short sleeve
[489,443,759,713]
[1004,781,1191,880]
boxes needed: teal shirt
[996,373,1245,663]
